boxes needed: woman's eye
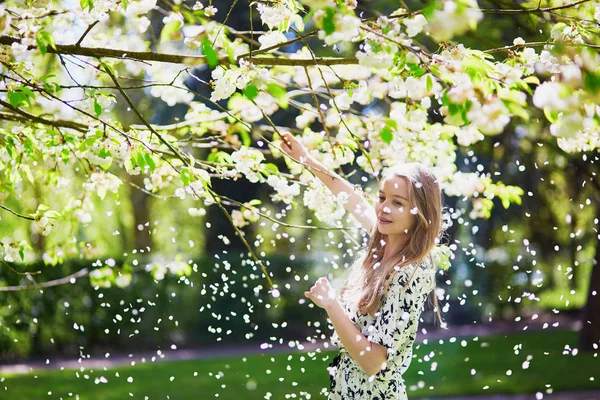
[393,201,402,206]
[378,196,385,202]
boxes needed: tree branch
[0,99,88,132]
[480,0,592,14]
[242,56,360,66]
[485,40,600,53]
[75,21,99,47]
[0,268,90,291]
[0,204,35,220]
[0,35,359,67]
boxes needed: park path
[1,314,598,399]
[0,312,583,375]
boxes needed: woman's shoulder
[389,259,436,292]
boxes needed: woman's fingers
[281,132,293,147]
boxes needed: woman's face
[376,175,417,238]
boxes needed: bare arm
[327,297,388,376]
[279,132,376,233]
[305,278,387,376]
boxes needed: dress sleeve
[366,264,433,362]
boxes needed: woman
[280,132,445,399]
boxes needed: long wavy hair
[340,162,445,325]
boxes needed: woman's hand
[279,132,309,163]
[304,277,339,310]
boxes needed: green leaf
[239,129,251,147]
[264,163,279,174]
[7,91,26,108]
[505,102,530,122]
[426,75,433,92]
[201,39,218,68]
[79,136,97,152]
[94,99,102,116]
[543,107,559,124]
[243,84,259,101]
[144,153,156,172]
[380,127,393,144]
[36,35,47,55]
[7,90,31,108]
[422,2,438,18]
[136,152,146,169]
[267,83,288,109]
[122,0,128,9]
[35,30,56,56]
[160,19,182,43]
[323,8,336,35]
[583,70,600,94]
[523,75,540,85]
[407,63,426,77]
[19,246,25,262]
[61,148,70,163]
[80,0,94,11]
[180,167,192,186]
[385,119,398,129]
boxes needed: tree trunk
[578,221,600,352]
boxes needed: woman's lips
[378,217,392,224]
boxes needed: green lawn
[2,329,599,399]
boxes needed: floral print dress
[328,260,436,399]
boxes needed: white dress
[328,260,436,399]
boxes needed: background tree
[0,0,598,359]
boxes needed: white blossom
[403,15,427,38]
[231,210,248,228]
[267,175,300,204]
[210,61,266,102]
[204,5,218,17]
[122,0,156,17]
[231,147,266,183]
[146,63,193,106]
[533,82,567,111]
[426,0,483,42]
[303,182,347,225]
[1,237,26,263]
[442,172,484,197]
[356,44,395,70]
[83,172,122,199]
[256,4,294,30]
[318,13,361,45]
[456,125,485,146]
[258,31,288,51]
[447,73,475,103]
[467,98,510,135]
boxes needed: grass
[1,329,599,399]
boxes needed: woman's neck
[382,234,408,262]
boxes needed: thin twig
[480,0,592,14]
[0,268,89,291]
[75,21,99,47]
[0,204,35,220]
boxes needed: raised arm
[279,132,376,233]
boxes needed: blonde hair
[340,163,445,325]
